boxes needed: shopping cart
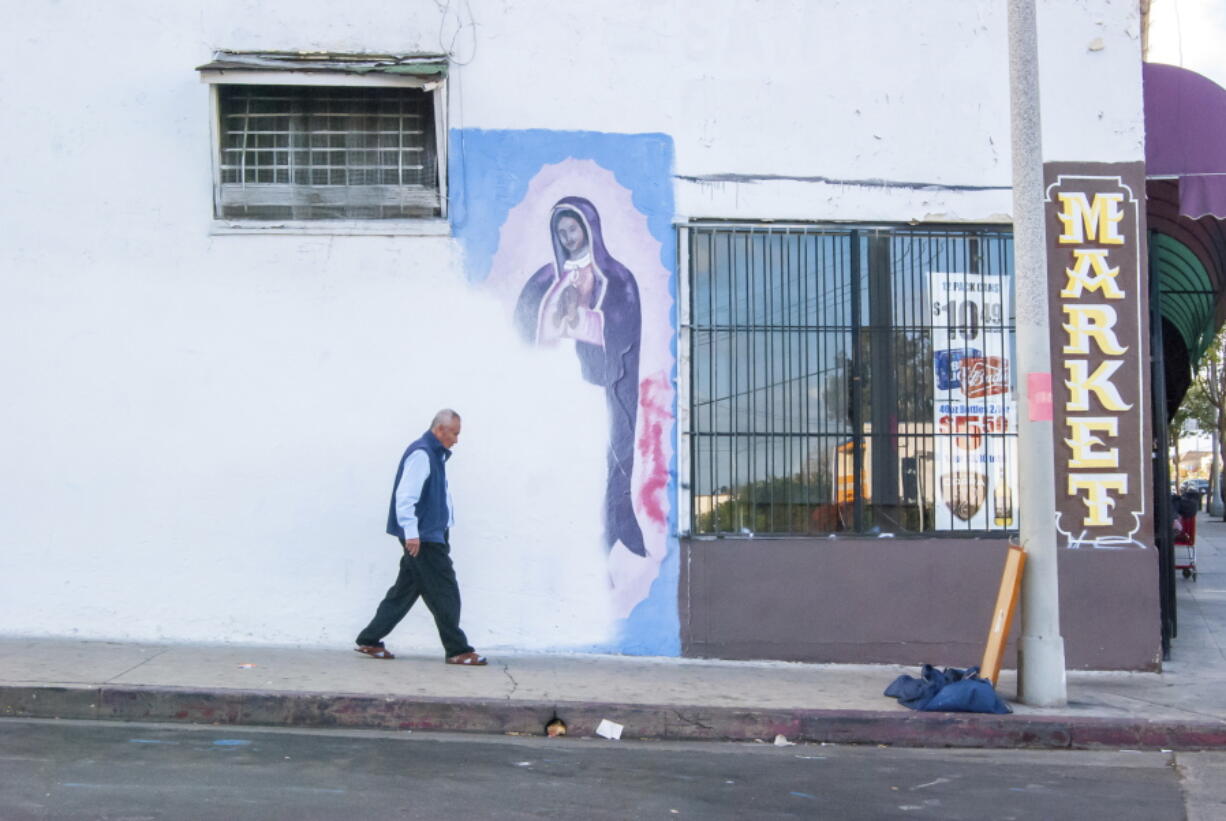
[1175,513,1198,581]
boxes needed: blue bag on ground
[883,665,1011,714]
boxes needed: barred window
[214,84,440,221]
[687,225,1016,537]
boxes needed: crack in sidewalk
[1088,691,1226,724]
[105,647,173,684]
[672,709,714,731]
[501,662,519,699]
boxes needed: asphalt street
[0,718,1213,820]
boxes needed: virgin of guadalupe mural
[513,197,647,558]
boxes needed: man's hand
[403,538,421,557]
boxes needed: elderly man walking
[354,409,486,666]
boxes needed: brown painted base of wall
[680,537,1161,671]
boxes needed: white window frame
[199,69,449,236]
[677,224,694,538]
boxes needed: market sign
[1043,162,1151,549]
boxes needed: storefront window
[688,225,1016,536]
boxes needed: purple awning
[1144,62,1226,219]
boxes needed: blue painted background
[449,129,680,656]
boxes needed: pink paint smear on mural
[637,372,671,528]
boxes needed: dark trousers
[355,537,473,658]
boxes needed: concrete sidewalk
[5,517,1226,750]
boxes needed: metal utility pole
[1007,0,1068,707]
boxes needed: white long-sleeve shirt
[394,450,455,540]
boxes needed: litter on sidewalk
[545,713,567,737]
[884,664,1011,714]
[595,719,623,740]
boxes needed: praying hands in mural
[514,197,647,558]
[555,284,583,329]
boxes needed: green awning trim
[1154,232,1217,368]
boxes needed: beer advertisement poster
[930,270,1017,531]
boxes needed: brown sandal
[446,652,487,666]
[355,645,395,659]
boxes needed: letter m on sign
[1056,192,1126,245]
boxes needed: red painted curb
[3,684,1225,750]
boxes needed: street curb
[4,684,1226,750]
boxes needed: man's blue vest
[386,430,451,543]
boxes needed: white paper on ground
[595,719,624,740]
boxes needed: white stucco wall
[0,0,1144,650]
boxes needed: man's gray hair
[431,408,461,428]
